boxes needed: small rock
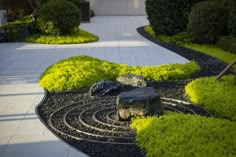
[90,80,123,96]
[116,74,147,87]
[117,87,163,120]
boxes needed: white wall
[89,0,146,16]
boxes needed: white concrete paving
[0,16,188,157]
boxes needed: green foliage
[0,15,33,41]
[67,0,80,8]
[185,75,236,121]
[187,1,228,43]
[227,0,236,37]
[184,43,236,67]
[36,0,80,35]
[216,36,236,54]
[39,56,200,92]
[0,0,32,21]
[1,15,33,26]
[144,26,236,67]
[24,28,99,44]
[131,113,236,157]
[145,0,202,35]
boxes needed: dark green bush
[145,0,202,35]
[131,113,236,157]
[0,0,32,21]
[187,1,228,43]
[36,0,80,35]
[216,36,236,54]
[227,0,236,37]
[185,75,236,121]
[169,32,194,45]
[67,0,80,8]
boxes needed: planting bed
[137,26,234,77]
[37,81,212,157]
[36,26,235,157]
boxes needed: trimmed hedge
[227,0,236,37]
[185,75,236,121]
[40,56,200,91]
[36,0,80,35]
[131,113,236,157]
[145,0,202,35]
[216,36,236,54]
[187,0,228,43]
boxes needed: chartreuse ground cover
[39,56,200,92]
[24,29,99,44]
[185,75,236,121]
[144,26,236,67]
[131,113,236,157]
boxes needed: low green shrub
[24,28,99,44]
[40,56,200,91]
[184,43,236,67]
[187,0,228,43]
[185,75,236,121]
[131,113,236,157]
[36,0,80,35]
[144,26,236,67]
[145,0,202,35]
[216,36,236,54]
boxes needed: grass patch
[185,75,236,121]
[40,56,200,92]
[144,25,236,67]
[131,113,236,157]
[24,28,99,44]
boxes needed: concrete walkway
[0,16,187,157]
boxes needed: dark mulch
[36,26,234,157]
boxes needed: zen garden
[0,0,235,157]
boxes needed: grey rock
[117,87,163,120]
[116,74,147,87]
[90,80,123,96]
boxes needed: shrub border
[137,26,234,77]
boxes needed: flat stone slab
[117,87,163,120]
[116,74,147,87]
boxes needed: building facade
[89,0,146,15]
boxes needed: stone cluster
[89,74,163,120]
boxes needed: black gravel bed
[35,27,234,157]
[137,26,235,77]
[37,82,212,157]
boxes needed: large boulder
[116,74,147,87]
[117,87,163,120]
[89,80,123,96]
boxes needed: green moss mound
[131,114,236,157]
[40,56,200,92]
[185,75,236,121]
[24,29,99,44]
